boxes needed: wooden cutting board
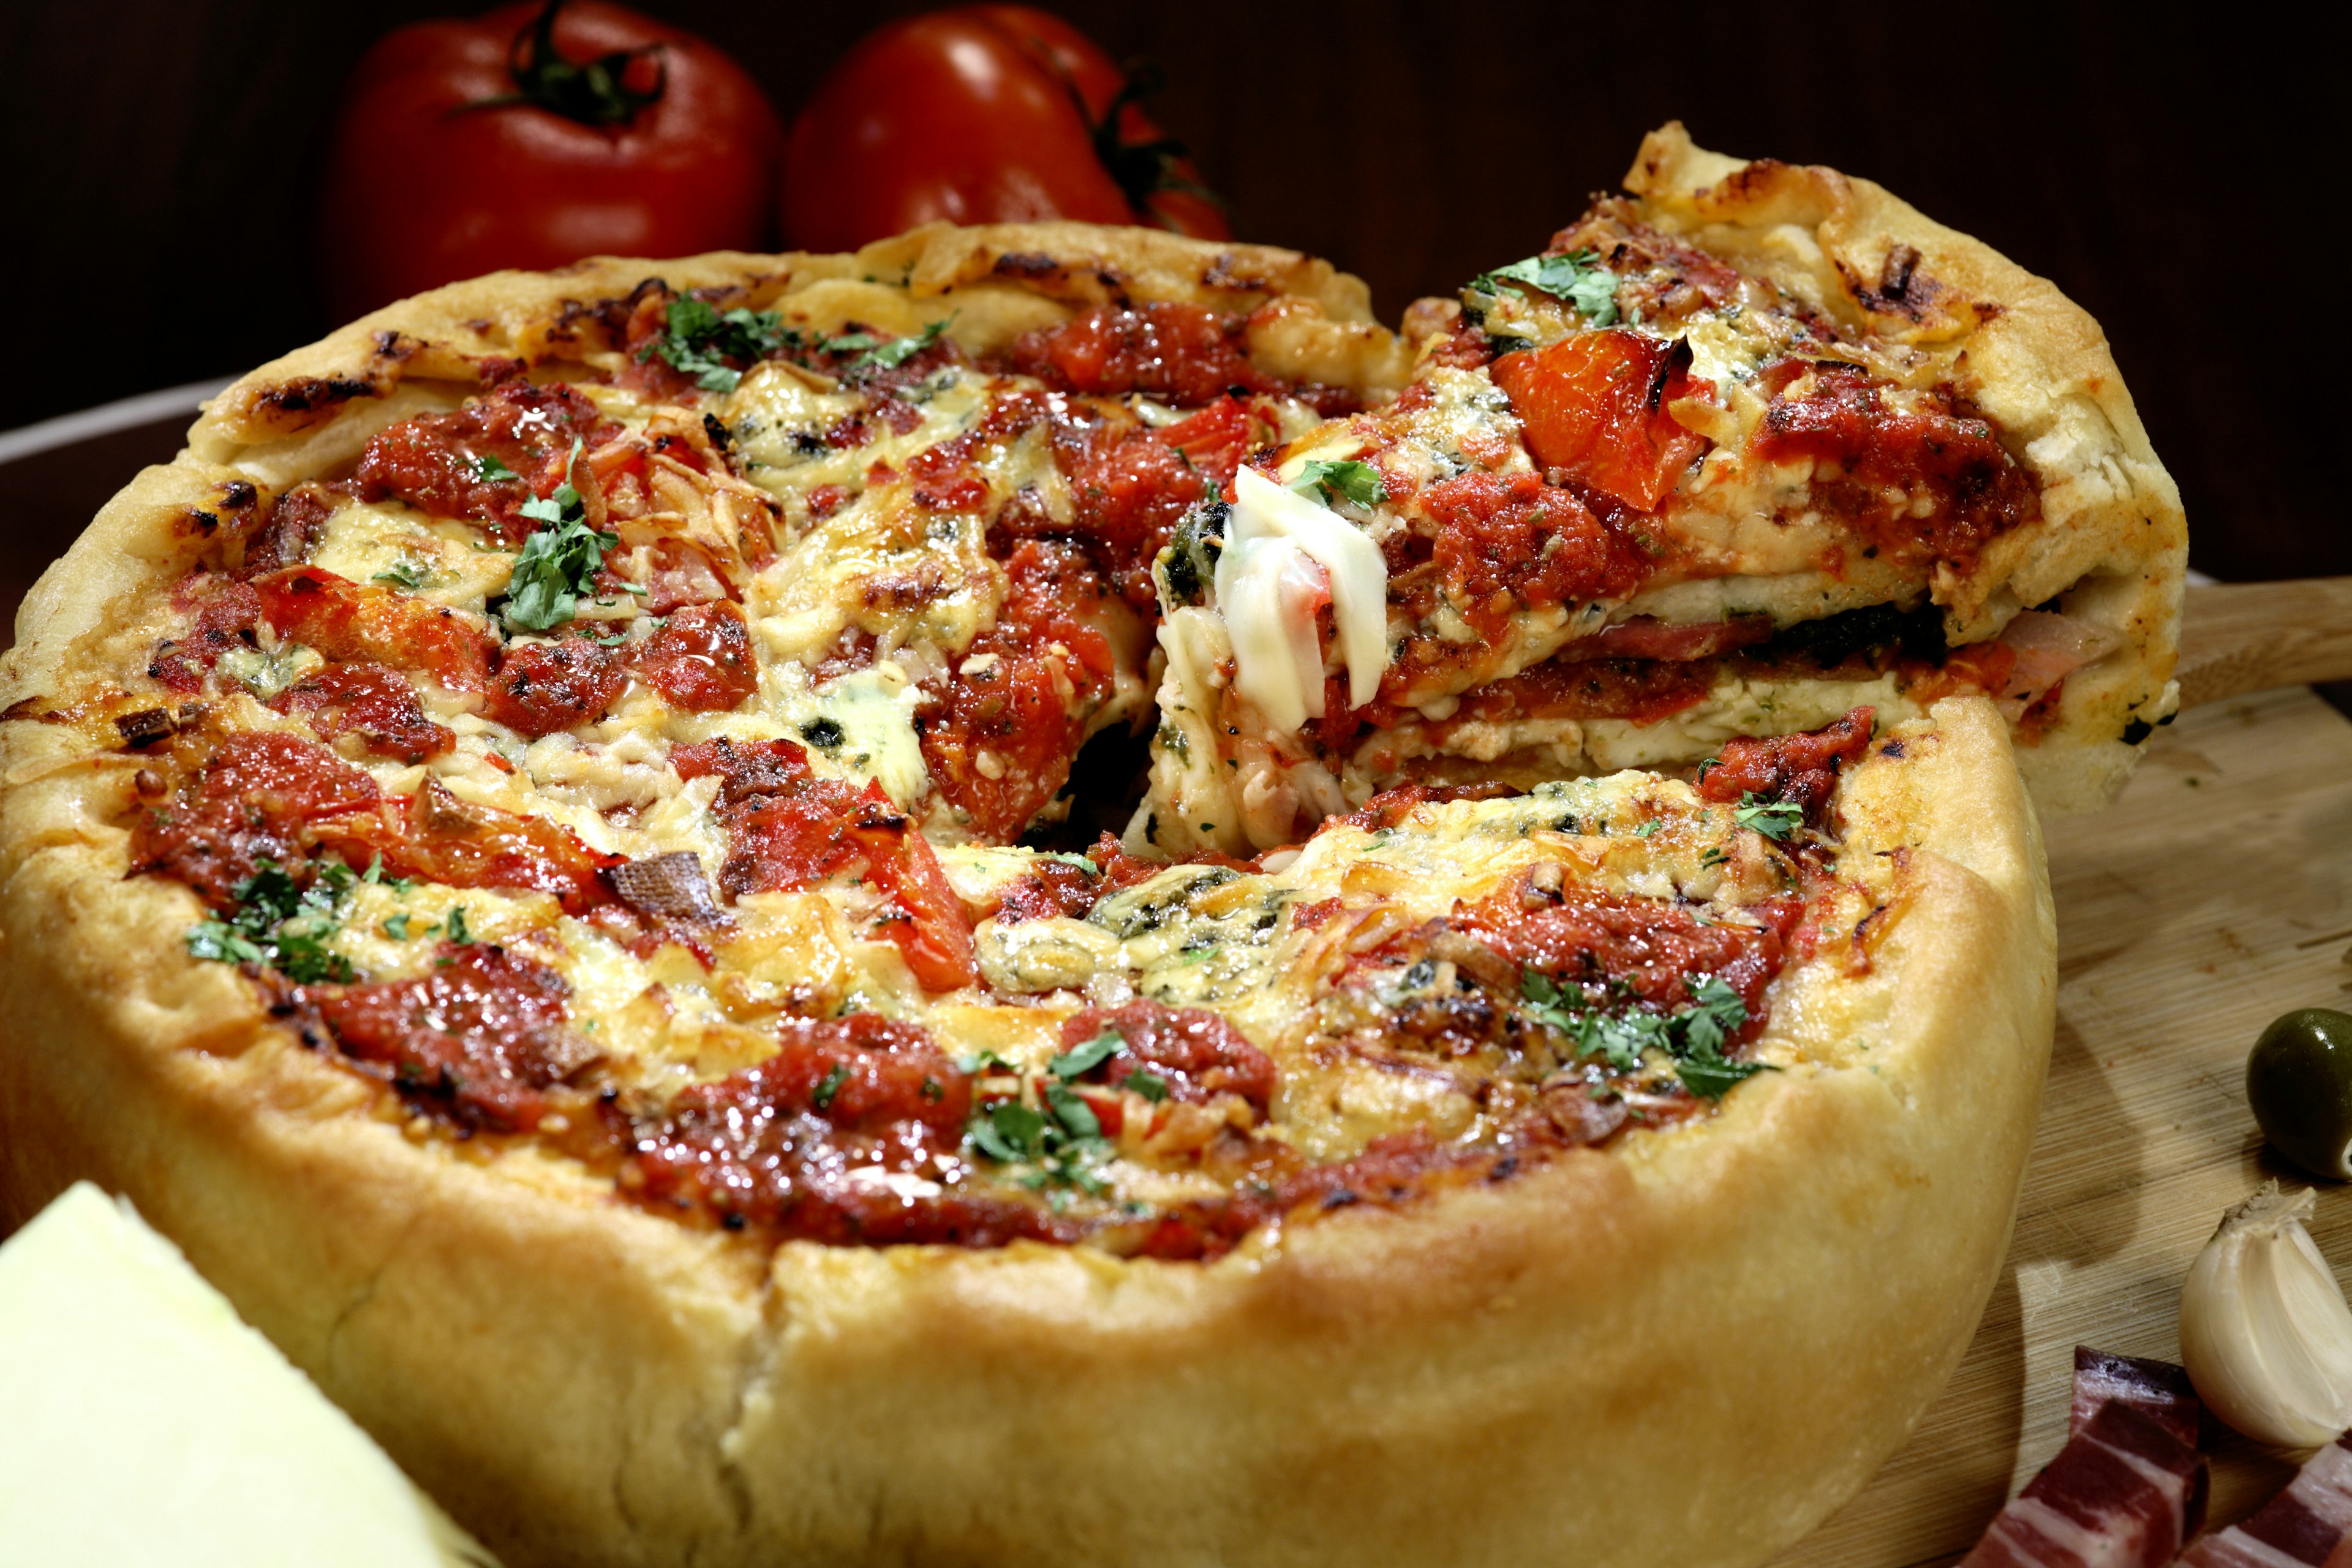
[1774,679,2352,1565]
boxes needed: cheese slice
[0,1183,496,1568]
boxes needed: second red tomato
[781,7,1229,252]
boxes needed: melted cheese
[1214,469,1390,730]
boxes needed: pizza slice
[1137,123,2185,856]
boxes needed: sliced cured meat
[1960,1400,2207,1568]
[2073,1347,2201,1449]
[2175,1433,2352,1567]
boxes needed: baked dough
[0,167,2060,1566]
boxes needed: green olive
[2247,1008,2352,1180]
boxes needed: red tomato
[1488,331,1711,512]
[318,1,781,322]
[781,6,1231,252]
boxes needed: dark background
[0,0,2342,585]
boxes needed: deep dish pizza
[0,130,2138,1567]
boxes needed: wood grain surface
[2179,578,2352,710]
[1774,685,2352,1566]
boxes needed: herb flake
[641,297,790,393]
[1472,249,1621,325]
[1290,458,1387,508]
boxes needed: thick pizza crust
[0,216,2054,1566]
[1623,124,2187,813]
[1,674,2049,1565]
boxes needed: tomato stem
[459,0,668,127]
[1069,58,1230,225]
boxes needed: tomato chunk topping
[674,738,978,990]
[1006,303,1275,407]
[480,633,628,737]
[1696,706,1875,823]
[919,540,1120,844]
[1445,881,1800,1038]
[628,600,758,712]
[129,731,380,910]
[352,381,619,541]
[313,780,621,915]
[254,567,497,692]
[1490,330,1709,511]
[270,663,454,764]
[989,857,1103,923]
[148,576,264,693]
[309,944,586,1133]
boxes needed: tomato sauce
[352,380,620,541]
[627,601,758,713]
[1416,470,1649,638]
[235,486,339,580]
[609,1013,1074,1245]
[480,634,628,736]
[269,663,454,764]
[1695,705,1874,822]
[1751,364,2037,569]
[148,576,264,694]
[674,737,978,990]
[1005,303,1276,407]
[255,567,499,692]
[311,944,582,1133]
[918,540,1118,845]
[1445,876,1801,1036]
[128,730,380,910]
[1055,1000,1276,1110]
[989,858,1102,922]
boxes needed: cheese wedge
[0,1182,496,1568]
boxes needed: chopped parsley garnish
[1049,1031,1122,1080]
[1520,969,1771,1099]
[811,1061,851,1110]
[835,316,951,374]
[1121,1069,1169,1102]
[640,296,790,393]
[1632,819,1660,839]
[470,452,520,483]
[185,860,360,984]
[1289,458,1387,508]
[382,912,414,940]
[965,1072,1116,1193]
[1733,793,1804,842]
[1470,249,1620,326]
[371,557,429,590]
[503,443,618,633]
[444,905,472,946]
[953,1048,1019,1076]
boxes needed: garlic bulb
[2179,1182,2352,1446]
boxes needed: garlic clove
[2179,1181,2352,1447]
